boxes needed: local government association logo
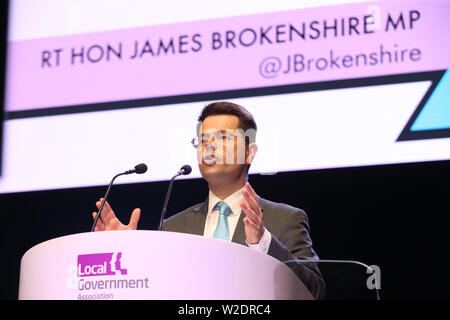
[68,252,150,300]
[77,252,128,277]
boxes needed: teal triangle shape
[411,70,450,131]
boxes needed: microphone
[124,163,148,175]
[158,165,192,231]
[177,164,192,176]
[91,163,148,232]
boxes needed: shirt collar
[208,188,244,217]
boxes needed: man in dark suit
[92,101,325,299]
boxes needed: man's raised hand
[92,199,141,231]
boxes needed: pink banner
[6,0,450,112]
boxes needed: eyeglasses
[191,131,242,149]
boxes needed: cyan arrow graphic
[397,69,450,141]
[411,69,450,131]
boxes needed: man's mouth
[203,154,217,166]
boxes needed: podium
[19,230,314,300]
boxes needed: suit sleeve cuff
[246,227,272,254]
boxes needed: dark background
[0,160,449,299]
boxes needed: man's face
[197,114,251,185]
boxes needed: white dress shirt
[203,188,272,254]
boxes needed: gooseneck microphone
[158,164,192,231]
[124,163,148,175]
[177,164,192,176]
[91,163,148,232]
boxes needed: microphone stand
[158,173,180,231]
[90,163,147,232]
[158,165,191,231]
[91,172,126,232]
[284,259,381,300]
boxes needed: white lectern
[19,231,313,300]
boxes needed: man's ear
[246,143,258,164]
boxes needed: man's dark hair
[198,101,257,143]
[199,102,257,131]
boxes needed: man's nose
[204,136,216,149]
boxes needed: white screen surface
[2,0,449,193]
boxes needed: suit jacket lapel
[231,211,246,245]
[186,198,208,236]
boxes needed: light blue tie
[212,201,232,241]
